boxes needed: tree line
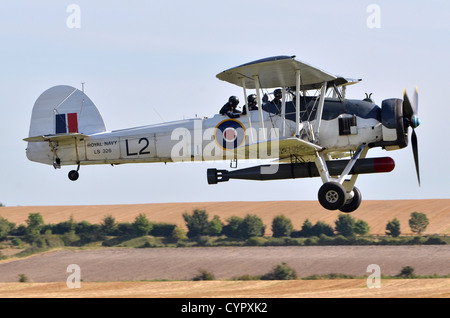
[0,209,440,253]
[182,209,431,238]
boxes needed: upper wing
[216,55,339,90]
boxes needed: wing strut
[254,74,266,140]
[295,70,301,137]
[281,87,287,137]
[313,82,327,142]
[241,78,255,142]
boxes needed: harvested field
[1,246,449,283]
[1,279,450,298]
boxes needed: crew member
[242,94,258,115]
[262,88,283,114]
[271,89,282,113]
[219,96,241,118]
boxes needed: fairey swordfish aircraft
[24,55,421,212]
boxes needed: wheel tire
[318,182,346,210]
[68,170,79,181]
[339,187,362,213]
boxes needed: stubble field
[1,199,449,298]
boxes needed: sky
[0,0,449,207]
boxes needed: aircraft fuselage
[26,97,383,166]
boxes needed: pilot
[263,88,283,114]
[219,96,241,118]
[271,89,282,110]
[242,94,258,115]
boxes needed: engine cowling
[370,98,408,150]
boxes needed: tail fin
[27,85,106,138]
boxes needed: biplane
[24,55,420,212]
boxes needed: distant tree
[11,224,27,236]
[171,226,188,242]
[18,274,29,283]
[271,215,293,238]
[207,215,223,236]
[354,219,370,235]
[335,214,356,237]
[311,221,334,237]
[222,216,244,238]
[100,215,117,235]
[52,215,76,234]
[77,223,104,244]
[132,213,153,236]
[409,212,429,235]
[116,222,134,236]
[240,214,265,239]
[25,213,44,242]
[193,269,215,281]
[397,266,416,278]
[0,217,14,240]
[183,209,210,238]
[261,262,298,280]
[386,218,401,237]
[151,223,177,237]
[222,215,266,239]
[26,213,44,229]
[299,219,313,237]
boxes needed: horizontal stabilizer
[24,133,88,143]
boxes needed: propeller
[403,87,421,186]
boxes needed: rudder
[28,85,106,138]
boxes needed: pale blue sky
[1,1,449,206]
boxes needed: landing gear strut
[315,143,367,212]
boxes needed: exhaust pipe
[207,157,395,184]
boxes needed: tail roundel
[27,85,106,138]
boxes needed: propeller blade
[403,89,414,119]
[404,88,421,185]
[411,129,420,186]
[412,87,418,114]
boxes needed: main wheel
[68,170,79,181]
[339,187,362,213]
[318,182,346,210]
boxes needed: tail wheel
[318,182,346,210]
[339,187,362,213]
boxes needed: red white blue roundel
[214,119,246,150]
